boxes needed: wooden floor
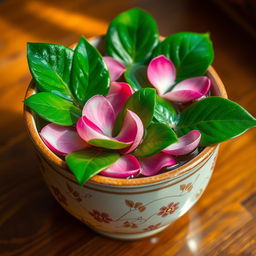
[0,0,256,255]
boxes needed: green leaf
[114,88,156,134]
[106,8,159,65]
[71,37,110,106]
[153,95,177,126]
[154,32,214,81]
[66,149,120,185]
[24,92,81,125]
[176,97,256,146]
[124,63,152,90]
[88,139,129,150]
[134,123,178,157]
[27,43,74,101]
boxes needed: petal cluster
[40,54,205,180]
[147,55,211,103]
[76,94,144,150]
[139,130,201,176]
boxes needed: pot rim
[23,39,227,187]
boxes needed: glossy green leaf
[124,63,152,90]
[154,32,214,81]
[88,139,129,150]
[27,43,74,101]
[153,95,177,126]
[134,123,178,157]
[114,88,156,134]
[176,97,256,146]
[66,149,120,185]
[24,92,81,126]
[106,8,159,65]
[71,37,110,106]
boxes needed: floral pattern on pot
[180,183,193,192]
[89,210,113,223]
[51,185,67,206]
[66,182,82,202]
[125,200,146,212]
[143,223,162,231]
[123,221,138,228]
[38,145,219,236]
[158,202,179,217]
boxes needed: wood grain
[0,0,255,255]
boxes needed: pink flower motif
[143,223,161,231]
[51,185,67,206]
[89,210,113,223]
[158,202,179,217]
[147,55,211,103]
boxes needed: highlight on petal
[78,94,143,150]
[100,155,140,178]
[116,110,144,153]
[139,152,176,176]
[163,130,201,156]
[76,116,130,149]
[40,123,88,155]
[147,55,176,95]
[77,116,114,142]
[106,82,134,116]
[82,95,115,136]
[163,76,211,103]
[103,56,126,81]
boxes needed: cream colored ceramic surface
[38,146,218,239]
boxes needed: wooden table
[0,0,255,255]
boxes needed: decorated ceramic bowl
[24,36,227,240]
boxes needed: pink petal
[103,56,126,81]
[106,82,134,116]
[116,110,144,152]
[147,55,176,95]
[82,95,115,136]
[78,96,143,150]
[76,116,131,150]
[100,155,140,178]
[163,76,211,103]
[163,130,201,156]
[76,116,113,142]
[40,123,88,155]
[140,152,176,176]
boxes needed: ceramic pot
[24,36,227,240]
